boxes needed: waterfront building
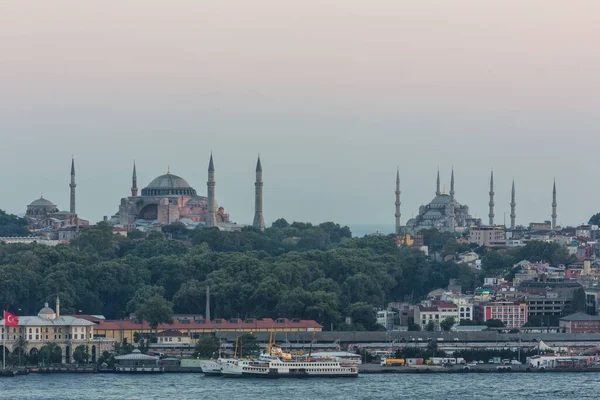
[404,169,481,234]
[482,301,528,328]
[81,316,322,343]
[156,329,193,345]
[559,312,600,333]
[0,298,114,364]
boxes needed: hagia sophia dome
[141,172,198,197]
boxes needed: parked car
[488,359,495,364]
[510,360,521,365]
[467,362,478,367]
[478,360,484,364]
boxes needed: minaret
[395,168,401,234]
[510,179,516,229]
[436,168,441,196]
[56,296,60,318]
[70,157,76,214]
[206,154,216,228]
[253,156,265,232]
[131,161,138,197]
[488,170,495,226]
[551,179,557,229]
[450,167,455,201]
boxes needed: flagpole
[3,310,6,371]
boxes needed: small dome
[132,349,142,354]
[38,302,56,317]
[29,197,57,207]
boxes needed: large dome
[141,173,197,196]
[429,194,453,205]
[29,197,56,207]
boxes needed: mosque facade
[24,159,89,232]
[403,170,481,234]
[110,155,265,232]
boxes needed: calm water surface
[0,373,598,399]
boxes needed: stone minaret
[56,296,60,318]
[131,161,138,197]
[253,156,265,231]
[551,179,557,229]
[436,169,441,196]
[510,179,516,229]
[488,170,495,226]
[450,167,455,201]
[206,154,216,228]
[70,157,76,214]
[395,168,401,234]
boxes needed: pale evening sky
[1,1,599,232]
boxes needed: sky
[1,1,599,233]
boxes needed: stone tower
[131,161,138,197]
[450,167,455,201]
[551,179,557,229]
[510,179,516,229]
[436,169,441,196]
[70,157,76,214]
[395,168,401,234]
[488,170,495,226]
[206,154,216,228]
[253,156,265,232]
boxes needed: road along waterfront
[1,372,599,400]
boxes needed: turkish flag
[4,311,18,327]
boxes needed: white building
[376,310,397,331]
[0,298,114,364]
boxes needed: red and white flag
[4,311,18,327]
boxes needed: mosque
[395,169,559,235]
[24,159,89,232]
[109,155,265,232]
[397,169,482,234]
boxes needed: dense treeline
[0,213,579,330]
[0,210,28,237]
[0,220,476,330]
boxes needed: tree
[73,345,90,363]
[440,316,455,331]
[346,302,379,331]
[0,209,28,236]
[426,321,435,331]
[136,295,174,333]
[193,335,219,358]
[239,333,259,357]
[589,213,600,226]
[485,319,505,328]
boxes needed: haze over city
[1,1,599,231]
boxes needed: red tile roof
[86,317,322,331]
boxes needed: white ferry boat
[199,358,240,376]
[221,357,358,378]
[198,360,222,376]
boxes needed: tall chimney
[205,286,211,321]
[56,296,60,318]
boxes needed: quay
[358,364,600,374]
